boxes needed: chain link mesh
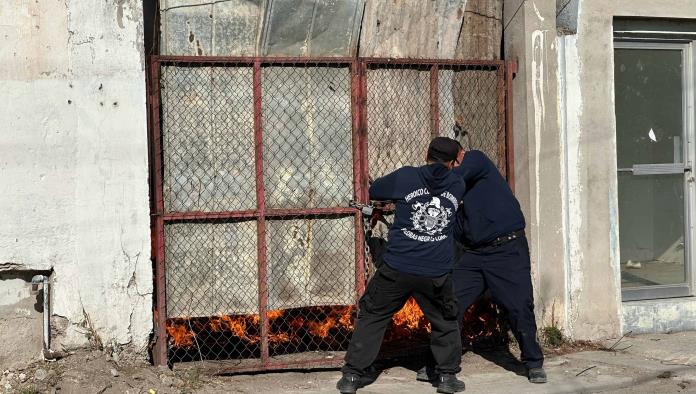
[154,59,508,367]
[365,63,509,350]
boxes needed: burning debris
[166,297,506,359]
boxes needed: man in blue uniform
[337,137,467,394]
[418,149,546,384]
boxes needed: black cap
[427,137,462,162]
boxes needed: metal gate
[147,56,515,371]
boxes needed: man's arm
[452,150,490,183]
[369,169,402,201]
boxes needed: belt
[466,229,525,249]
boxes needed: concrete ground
[2,332,695,393]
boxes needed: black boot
[416,365,438,382]
[436,374,466,393]
[528,367,547,384]
[336,373,363,394]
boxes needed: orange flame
[166,299,505,352]
[392,298,430,332]
[308,306,353,338]
[166,321,195,348]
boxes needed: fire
[392,298,430,332]
[166,299,505,352]
[307,306,353,338]
[166,307,356,349]
[166,321,195,348]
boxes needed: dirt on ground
[2,333,694,394]
[0,341,597,394]
[1,349,209,394]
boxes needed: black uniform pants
[342,263,462,376]
[454,236,544,369]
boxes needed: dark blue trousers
[453,236,544,369]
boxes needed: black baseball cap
[427,137,462,162]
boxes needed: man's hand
[456,148,466,166]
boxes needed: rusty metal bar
[161,208,355,222]
[151,55,505,67]
[252,61,270,365]
[505,60,518,192]
[358,61,370,203]
[495,64,506,177]
[361,57,505,66]
[430,65,440,138]
[350,60,366,300]
[198,356,347,375]
[152,55,354,65]
[149,59,168,366]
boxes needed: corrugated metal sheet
[160,0,364,56]
[261,0,364,56]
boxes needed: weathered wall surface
[0,0,151,355]
[0,273,43,368]
[159,0,504,60]
[504,0,568,334]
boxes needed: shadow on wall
[0,271,49,369]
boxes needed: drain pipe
[31,275,62,360]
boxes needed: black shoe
[436,374,466,393]
[416,365,438,382]
[336,373,363,394]
[528,367,547,384]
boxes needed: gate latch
[349,200,374,216]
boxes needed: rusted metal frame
[361,57,505,67]
[430,65,440,138]
[357,61,371,287]
[358,61,370,203]
[152,55,354,65]
[350,60,366,301]
[252,61,270,365]
[202,356,346,375]
[505,60,518,192]
[152,55,504,67]
[149,59,168,366]
[161,207,355,221]
[495,65,507,177]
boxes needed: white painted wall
[0,0,152,352]
[504,0,568,334]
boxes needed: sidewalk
[2,332,694,393]
[206,332,696,394]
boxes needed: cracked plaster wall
[0,0,151,353]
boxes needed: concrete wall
[504,0,568,333]
[0,0,151,355]
[518,0,696,340]
[573,0,696,335]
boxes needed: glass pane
[615,48,684,167]
[618,173,686,288]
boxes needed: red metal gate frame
[147,56,515,370]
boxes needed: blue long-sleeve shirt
[452,150,525,246]
[369,163,466,277]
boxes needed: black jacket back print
[368,163,467,277]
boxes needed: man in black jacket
[337,137,467,394]
[418,149,546,384]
